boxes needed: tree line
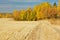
[0,2,60,21]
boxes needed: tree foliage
[1,2,60,21]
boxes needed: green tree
[53,2,57,7]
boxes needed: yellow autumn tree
[13,10,20,20]
[19,10,26,20]
[57,6,60,17]
[34,2,51,20]
[5,13,12,18]
[0,14,2,18]
[51,5,57,18]
[25,8,32,21]
[36,11,45,20]
[41,2,52,18]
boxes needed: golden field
[0,18,60,40]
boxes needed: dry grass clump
[50,18,60,25]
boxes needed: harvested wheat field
[0,18,60,40]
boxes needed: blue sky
[0,0,58,13]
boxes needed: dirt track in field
[0,18,60,40]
